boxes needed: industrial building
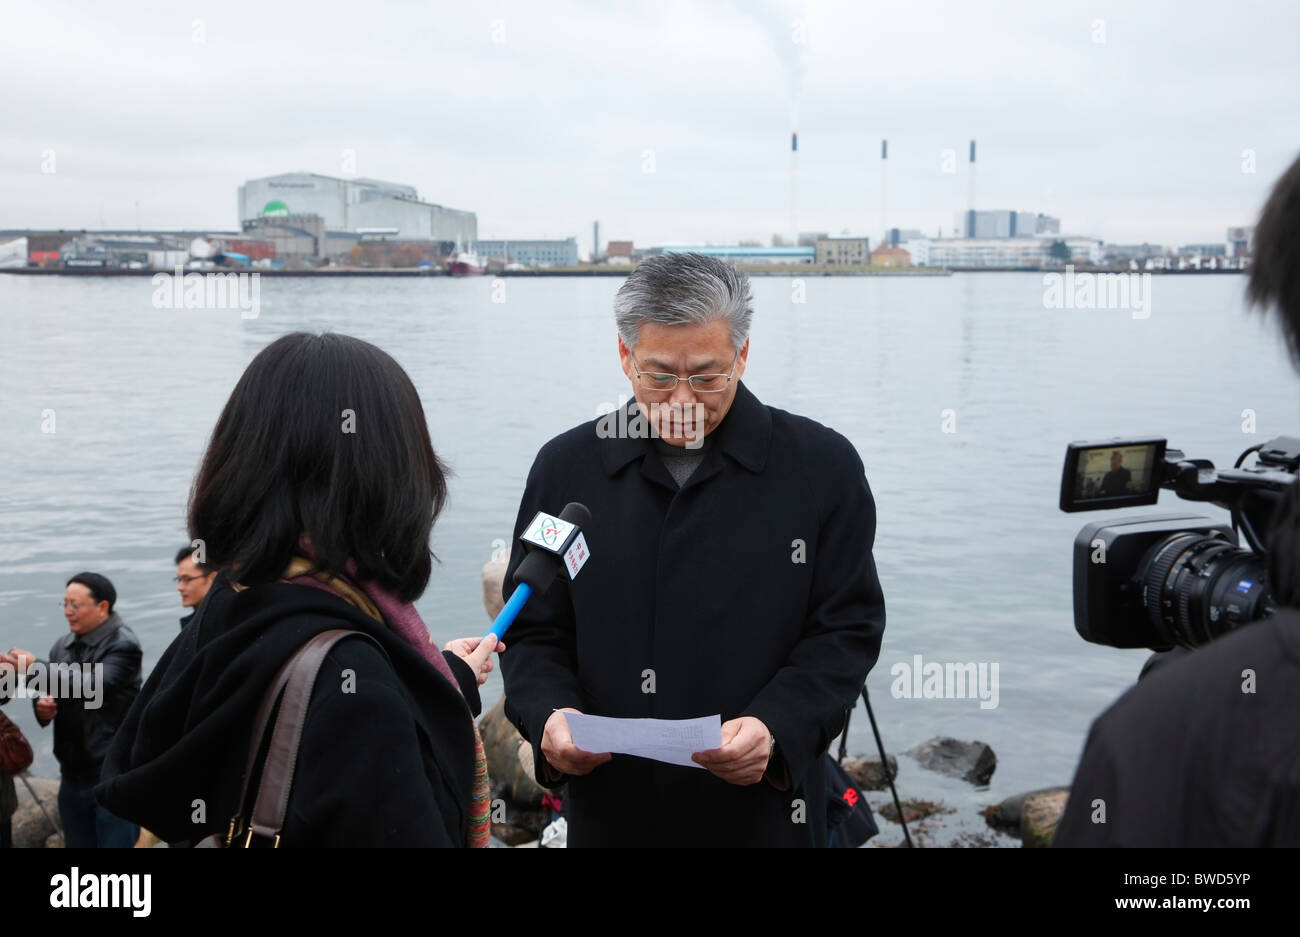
[239,214,326,262]
[870,246,912,267]
[1102,243,1167,265]
[952,210,1060,239]
[887,228,927,247]
[56,234,190,269]
[907,236,1102,268]
[604,241,635,264]
[1227,226,1256,257]
[474,238,578,267]
[1178,243,1228,257]
[815,237,870,265]
[652,245,815,265]
[0,237,27,268]
[237,173,476,244]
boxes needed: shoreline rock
[12,775,62,848]
[905,737,996,786]
[840,755,898,791]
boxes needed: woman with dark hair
[96,332,501,847]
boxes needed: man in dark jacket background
[174,544,217,630]
[500,253,886,846]
[10,572,141,847]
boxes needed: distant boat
[448,250,485,276]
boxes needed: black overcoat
[501,381,886,847]
[96,575,481,847]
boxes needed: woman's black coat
[96,575,480,847]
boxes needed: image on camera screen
[1073,442,1158,502]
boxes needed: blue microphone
[485,502,591,642]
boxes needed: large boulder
[12,775,61,848]
[982,786,1069,835]
[905,737,996,786]
[1020,789,1070,848]
[479,697,545,809]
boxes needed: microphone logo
[538,517,562,544]
[521,512,577,555]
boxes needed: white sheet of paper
[563,712,723,769]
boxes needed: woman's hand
[445,634,506,685]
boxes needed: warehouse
[237,173,476,244]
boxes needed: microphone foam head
[558,502,591,528]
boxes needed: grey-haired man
[500,252,886,847]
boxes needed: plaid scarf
[281,556,491,847]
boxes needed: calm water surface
[1,271,1292,834]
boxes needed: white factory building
[237,173,476,243]
[906,235,1103,268]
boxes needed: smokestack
[593,220,600,263]
[790,129,799,248]
[967,140,976,238]
[880,139,888,248]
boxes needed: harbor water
[0,270,1291,834]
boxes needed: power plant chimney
[966,140,976,238]
[790,131,799,247]
[880,139,888,248]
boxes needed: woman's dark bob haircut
[189,332,448,602]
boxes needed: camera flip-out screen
[1060,437,1166,512]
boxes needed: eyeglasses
[60,601,92,612]
[630,352,739,393]
[174,574,211,585]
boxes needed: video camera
[1059,436,1300,650]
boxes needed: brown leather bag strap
[196,646,307,849]
[243,629,388,847]
[233,652,301,818]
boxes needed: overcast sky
[2,0,1296,250]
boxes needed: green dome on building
[262,200,290,217]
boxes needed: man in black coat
[1098,451,1131,497]
[500,253,886,847]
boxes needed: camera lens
[1138,532,1272,648]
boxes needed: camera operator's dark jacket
[500,381,887,847]
[96,575,482,847]
[1056,609,1300,847]
[35,613,142,783]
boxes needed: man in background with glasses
[174,544,217,630]
[7,572,142,847]
[501,252,886,847]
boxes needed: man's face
[64,583,109,636]
[618,319,749,448]
[176,557,215,609]
[1111,453,1122,470]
